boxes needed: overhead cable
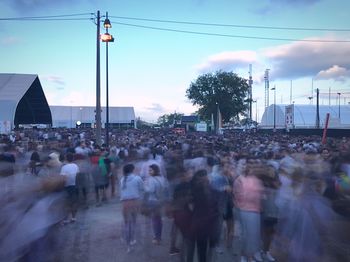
[110,15,350,32]
[112,21,350,43]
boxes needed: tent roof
[260,104,350,128]
[0,73,52,126]
[0,74,37,101]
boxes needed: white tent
[0,73,52,132]
[50,106,136,128]
[260,104,350,129]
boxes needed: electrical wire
[110,15,350,32]
[1,13,350,42]
[112,21,350,43]
[0,13,93,20]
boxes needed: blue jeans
[151,207,162,240]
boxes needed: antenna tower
[264,69,270,108]
[249,64,253,120]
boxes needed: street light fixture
[337,92,341,119]
[94,10,114,147]
[271,86,276,131]
[102,12,114,148]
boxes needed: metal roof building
[260,104,350,129]
[0,73,52,131]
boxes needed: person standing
[233,160,264,262]
[60,152,79,223]
[144,164,169,244]
[119,163,144,252]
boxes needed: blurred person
[259,163,281,262]
[167,166,193,258]
[60,152,79,223]
[144,164,169,244]
[233,160,264,262]
[91,147,111,206]
[186,169,220,262]
[74,153,91,208]
[222,156,236,248]
[119,163,144,252]
[28,151,42,176]
[206,156,229,256]
[0,159,66,261]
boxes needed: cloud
[263,36,350,80]
[146,103,166,113]
[196,50,258,73]
[2,0,82,12]
[316,65,350,82]
[254,0,322,15]
[1,36,21,45]
[42,75,66,86]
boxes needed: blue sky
[0,0,350,122]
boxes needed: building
[0,73,136,133]
[50,106,136,129]
[260,104,350,129]
[0,73,52,132]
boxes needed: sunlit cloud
[196,50,258,73]
[263,36,350,80]
[316,65,350,82]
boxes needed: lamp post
[337,92,341,119]
[271,86,276,131]
[252,100,257,124]
[101,12,114,148]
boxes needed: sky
[0,0,350,123]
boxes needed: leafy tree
[157,112,184,127]
[186,71,249,127]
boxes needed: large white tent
[50,106,136,128]
[260,104,350,129]
[0,73,52,132]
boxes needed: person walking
[233,160,264,262]
[119,163,144,252]
[59,152,79,223]
[144,164,169,245]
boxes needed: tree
[186,71,249,127]
[157,112,184,127]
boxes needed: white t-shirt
[60,163,79,186]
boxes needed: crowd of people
[0,127,350,262]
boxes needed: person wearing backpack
[144,164,169,245]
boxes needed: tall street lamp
[252,100,257,124]
[101,12,114,148]
[271,86,276,131]
[337,92,341,119]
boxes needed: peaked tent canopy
[0,73,52,129]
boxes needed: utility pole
[264,69,270,108]
[316,88,320,129]
[248,64,253,121]
[95,10,102,146]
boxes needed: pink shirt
[233,175,263,212]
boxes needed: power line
[0,13,93,20]
[110,15,350,32]
[2,13,349,42]
[112,21,350,43]
[0,18,92,21]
